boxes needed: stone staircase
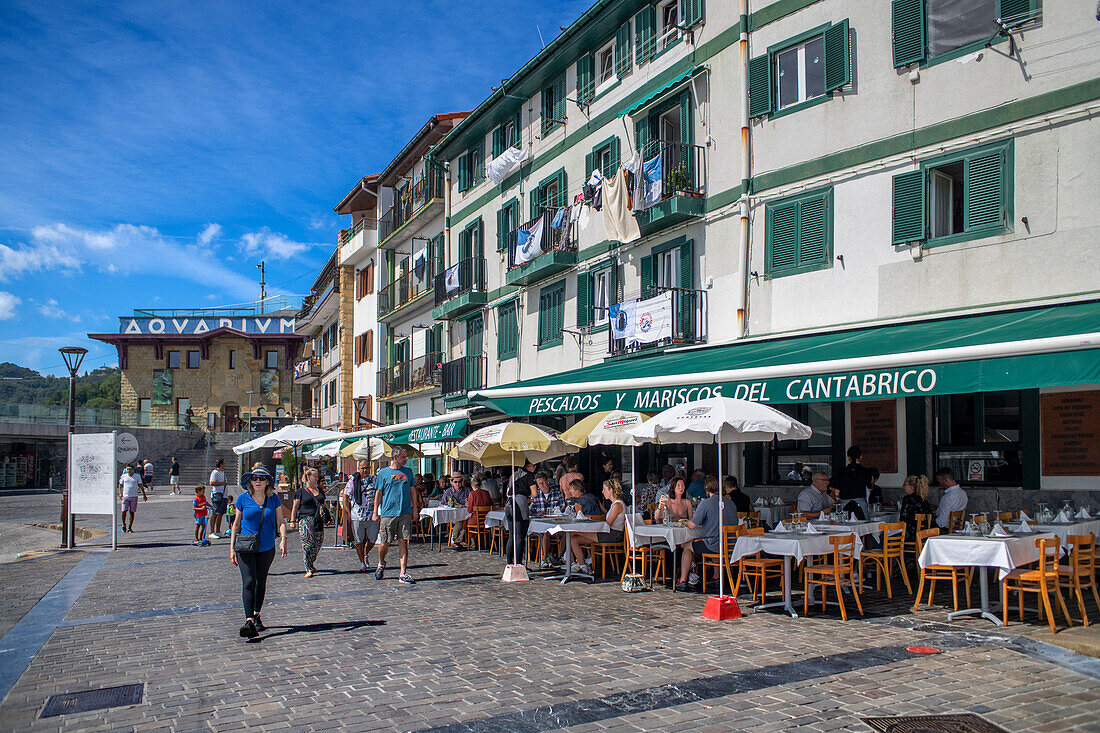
[150,442,241,492]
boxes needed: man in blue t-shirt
[371,447,419,584]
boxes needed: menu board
[1041,390,1100,476]
[849,400,898,473]
[69,432,117,514]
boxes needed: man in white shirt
[342,459,378,572]
[480,472,500,502]
[117,464,148,533]
[786,462,805,482]
[208,458,228,538]
[796,472,834,519]
[934,467,968,529]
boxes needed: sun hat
[240,465,274,488]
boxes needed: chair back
[997,511,1016,522]
[916,526,940,554]
[971,514,987,524]
[720,524,741,555]
[744,526,765,537]
[948,510,965,532]
[1035,536,1061,574]
[913,513,930,533]
[743,510,761,528]
[830,534,856,570]
[472,505,491,527]
[880,522,906,555]
[1066,534,1096,576]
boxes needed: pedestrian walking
[143,459,155,493]
[208,458,228,538]
[192,485,211,545]
[372,447,419,584]
[230,466,287,639]
[341,459,377,572]
[290,467,329,577]
[117,464,148,533]
[169,456,181,494]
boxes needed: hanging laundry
[629,150,645,212]
[602,169,641,244]
[642,152,663,210]
[444,264,461,293]
[414,253,426,279]
[578,202,591,231]
[486,146,529,184]
[587,170,603,187]
[551,207,566,230]
[514,214,545,266]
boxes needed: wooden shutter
[554,75,566,125]
[615,22,632,79]
[635,115,656,161]
[553,170,567,208]
[492,125,505,158]
[585,150,595,182]
[496,207,506,253]
[747,53,773,118]
[964,149,1006,231]
[511,111,521,146]
[892,0,925,67]
[766,201,799,274]
[679,93,692,147]
[998,0,1038,27]
[635,6,657,64]
[473,143,484,186]
[474,218,485,258]
[457,152,470,191]
[640,254,655,298]
[530,182,542,220]
[365,330,373,363]
[681,0,704,28]
[799,196,829,265]
[576,53,594,105]
[576,272,592,328]
[823,19,851,93]
[892,169,926,245]
[609,136,621,177]
[458,226,470,262]
[678,240,695,336]
[366,262,375,294]
[354,334,361,364]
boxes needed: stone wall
[338,264,356,430]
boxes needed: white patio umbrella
[233,424,343,489]
[452,422,571,576]
[305,439,344,459]
[629,397,811,603]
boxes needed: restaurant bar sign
[376,417,468,445]
[120,316,296,335]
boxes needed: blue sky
[0,0,591,375]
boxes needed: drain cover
[861,714,1008,732]
[41,684,143,718]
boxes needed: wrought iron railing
[506,208,579,270]
[379,257,442,316]
[442,355,486,396]
[607,287,707,357]
[377,351,443,399]
[338,217,377,245]
[379,164,446,242]
[634,141,707,200]
[434,257,486,306]
[292,357,321,382]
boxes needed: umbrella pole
[631,445,638,577]
[511,450,517,567]
[718,440,725,599]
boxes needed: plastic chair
[804,534,863,620]
[700,525,742,594]
[1059,534,1100,627]
[1002,536,1072,633]
[912,527,971,612]
[734,527,783,604]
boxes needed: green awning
[618,66,707,118]
[471,301,1100,417]
[365,410,471,444]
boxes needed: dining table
[751,503,790,527]
[527,515,610,584]
[1004,519,1098,548]
[631,521,705,591]
[418,506,471,551]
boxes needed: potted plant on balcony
[667,163,700,198]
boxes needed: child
[192,485,211,546]
[224,494,235,532]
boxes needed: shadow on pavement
[250,619,386,641]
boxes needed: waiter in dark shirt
[832,446,873,520]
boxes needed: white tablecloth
[1006,520,1099,547]
[419,506,470,527]
[730,531,864,566]
[757,505,790,526]
[485,509,506,528]
[632,522,704,548]
[810,519,895,538]
[528,517,609,535]
[918,532,1055,580]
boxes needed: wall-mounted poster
[1041,390,1100,476]
[152,369,173,405]
[260,369,280,405]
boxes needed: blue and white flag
[514,214,544,266]
[633,290,673,344]
[444,264,461,293]
[609,301,637,341]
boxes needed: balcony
[337,217,377,246]
[504,209,579,287]
[442,355,486,397]
[379,256,441,319]
[379,164,445,244]
[607,287,708,358]
[377,351,443,399]
[293,357,322,384]
[432,257,487,321]
[634,142,706,237]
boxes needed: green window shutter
[466,313,483,354]
[496,207,505,253]
[678,240,695,335]
[541,86,551,134]
[823,19,851,93]
[576,272,592,328]
[555,75,566,125]
[964,149,1006,231]
[799,196,829,265]
[681,0,704,28]
[635,6,656,64]
[747,54,773,118]
[615,22,632,78]
[457,153,468,192]
[609,137,621,177]
[458,226,470,262]
[585,150,595,182]
[498,301,517,360]
[640,255,655,298]
[530,184,542,220]
[679,93,692,147]
[998,0,1036,27]
[892,169,926,245]
[892,0,926,68]
[576,53,594,105]
[766,201,799,274]
[473,143,484,185]
[512,111,521,146]
[554,170,567,208]
[492,126,504,158]
[475,219,485,258]
[635,116,656,160]
[611,262,621,305]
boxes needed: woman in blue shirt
[230,466,287,639]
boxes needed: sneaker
[398,573,415,584]
[570,562,587,573]
[209,533,220,539]
[200,539,210,546]
[191,540,201,546]
[676,580,688,591]
[540,559,555,570]
[239,619,258,639]
[358,563,368,573]
[304,570,314,578]
[374,565,385,581]
[254,617,266,632]
[688,571,701,587]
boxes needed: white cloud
[0,291,20,319]
[239,227,311,260]
[197,223,223,246]
[37,298,80,322]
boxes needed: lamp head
[58,346,88,375]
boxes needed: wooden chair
[739,511,761,528]
[527,532,544,564]
[804,534,863,620]
[1059,534,1100,627]
[912,528,971,612]
[489,526,507,557]
[997,511,1017,522]
[700,525,742,594]
[466,506,491,552]
[622,521,666,583]
[970,514,988,525]
[734,527,783,604]
[1002,536,1072,633]
[589,534,625,578]
[859,522,912,598]
[948,510,965,533]
[903,513,931,561]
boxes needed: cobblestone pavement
[0,492,1097,732]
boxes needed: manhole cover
[861,714,1008,732]
[41,684,143,718]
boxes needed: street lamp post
[59,346,88,549]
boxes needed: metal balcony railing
[607,287,708,357]
[338,217,377,245]
[379,164,446,242]
[506,208,579,270]
[379,257,442,316]
[634,141,707,200]
[434,257,486,306]
[377,351,443,399]
[442,355,486,396]
[292,357,322,383]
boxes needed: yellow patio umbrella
[341,438,423,460]
[560,410,654,448]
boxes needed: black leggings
[238,547,276,619]
[504,518,529,564]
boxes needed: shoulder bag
[235,494,269,553]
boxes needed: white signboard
[967,460,985,482]
[116,432,139,464]
[70,433,117,515]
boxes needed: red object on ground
[702,595,742,620]
[906,646,942,654]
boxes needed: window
[640,238,694,298]
[892,0,1037,68]
[659,1,680,49]
[597,41,616,88]
[228,349,236,369]
[578,262,618,329]
[458,142,485,192]
[748,20,850,119]
[635,6,657,64]
[357,261,375,299]
[459,218,484,263]
[765,187,833,279]
[765,402,836,483]
[540,75,566,136]
[177,398,190,421]
[585,136,621,181]
[497,300,519,360]
[891,140,1012,248]
[395,403,409,424]
[530,168,567,220]
[615,21,632,78]
[491,112,521,158]
[167,351,180,369]
[497,198,519,252]
[935,391,1023,485]
[537,281,566,348]
[656,249,680,290]
[265,350,278,369]
[187,350,200,369]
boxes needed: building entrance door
[224,405,240,432]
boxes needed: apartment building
[432,0,1100,493]
[295,249,353,430]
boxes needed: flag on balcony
[486,146,529,184]
[611,291,673,345]
[444,264,461,293]
[641,153,663,209]
[514,214,545,266]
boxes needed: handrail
[505,208,578,270]
[380,257,443,316]
[435,257,486,306]
[377,351,443,398]
[442,355,486,396]
[607,287,707,357]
